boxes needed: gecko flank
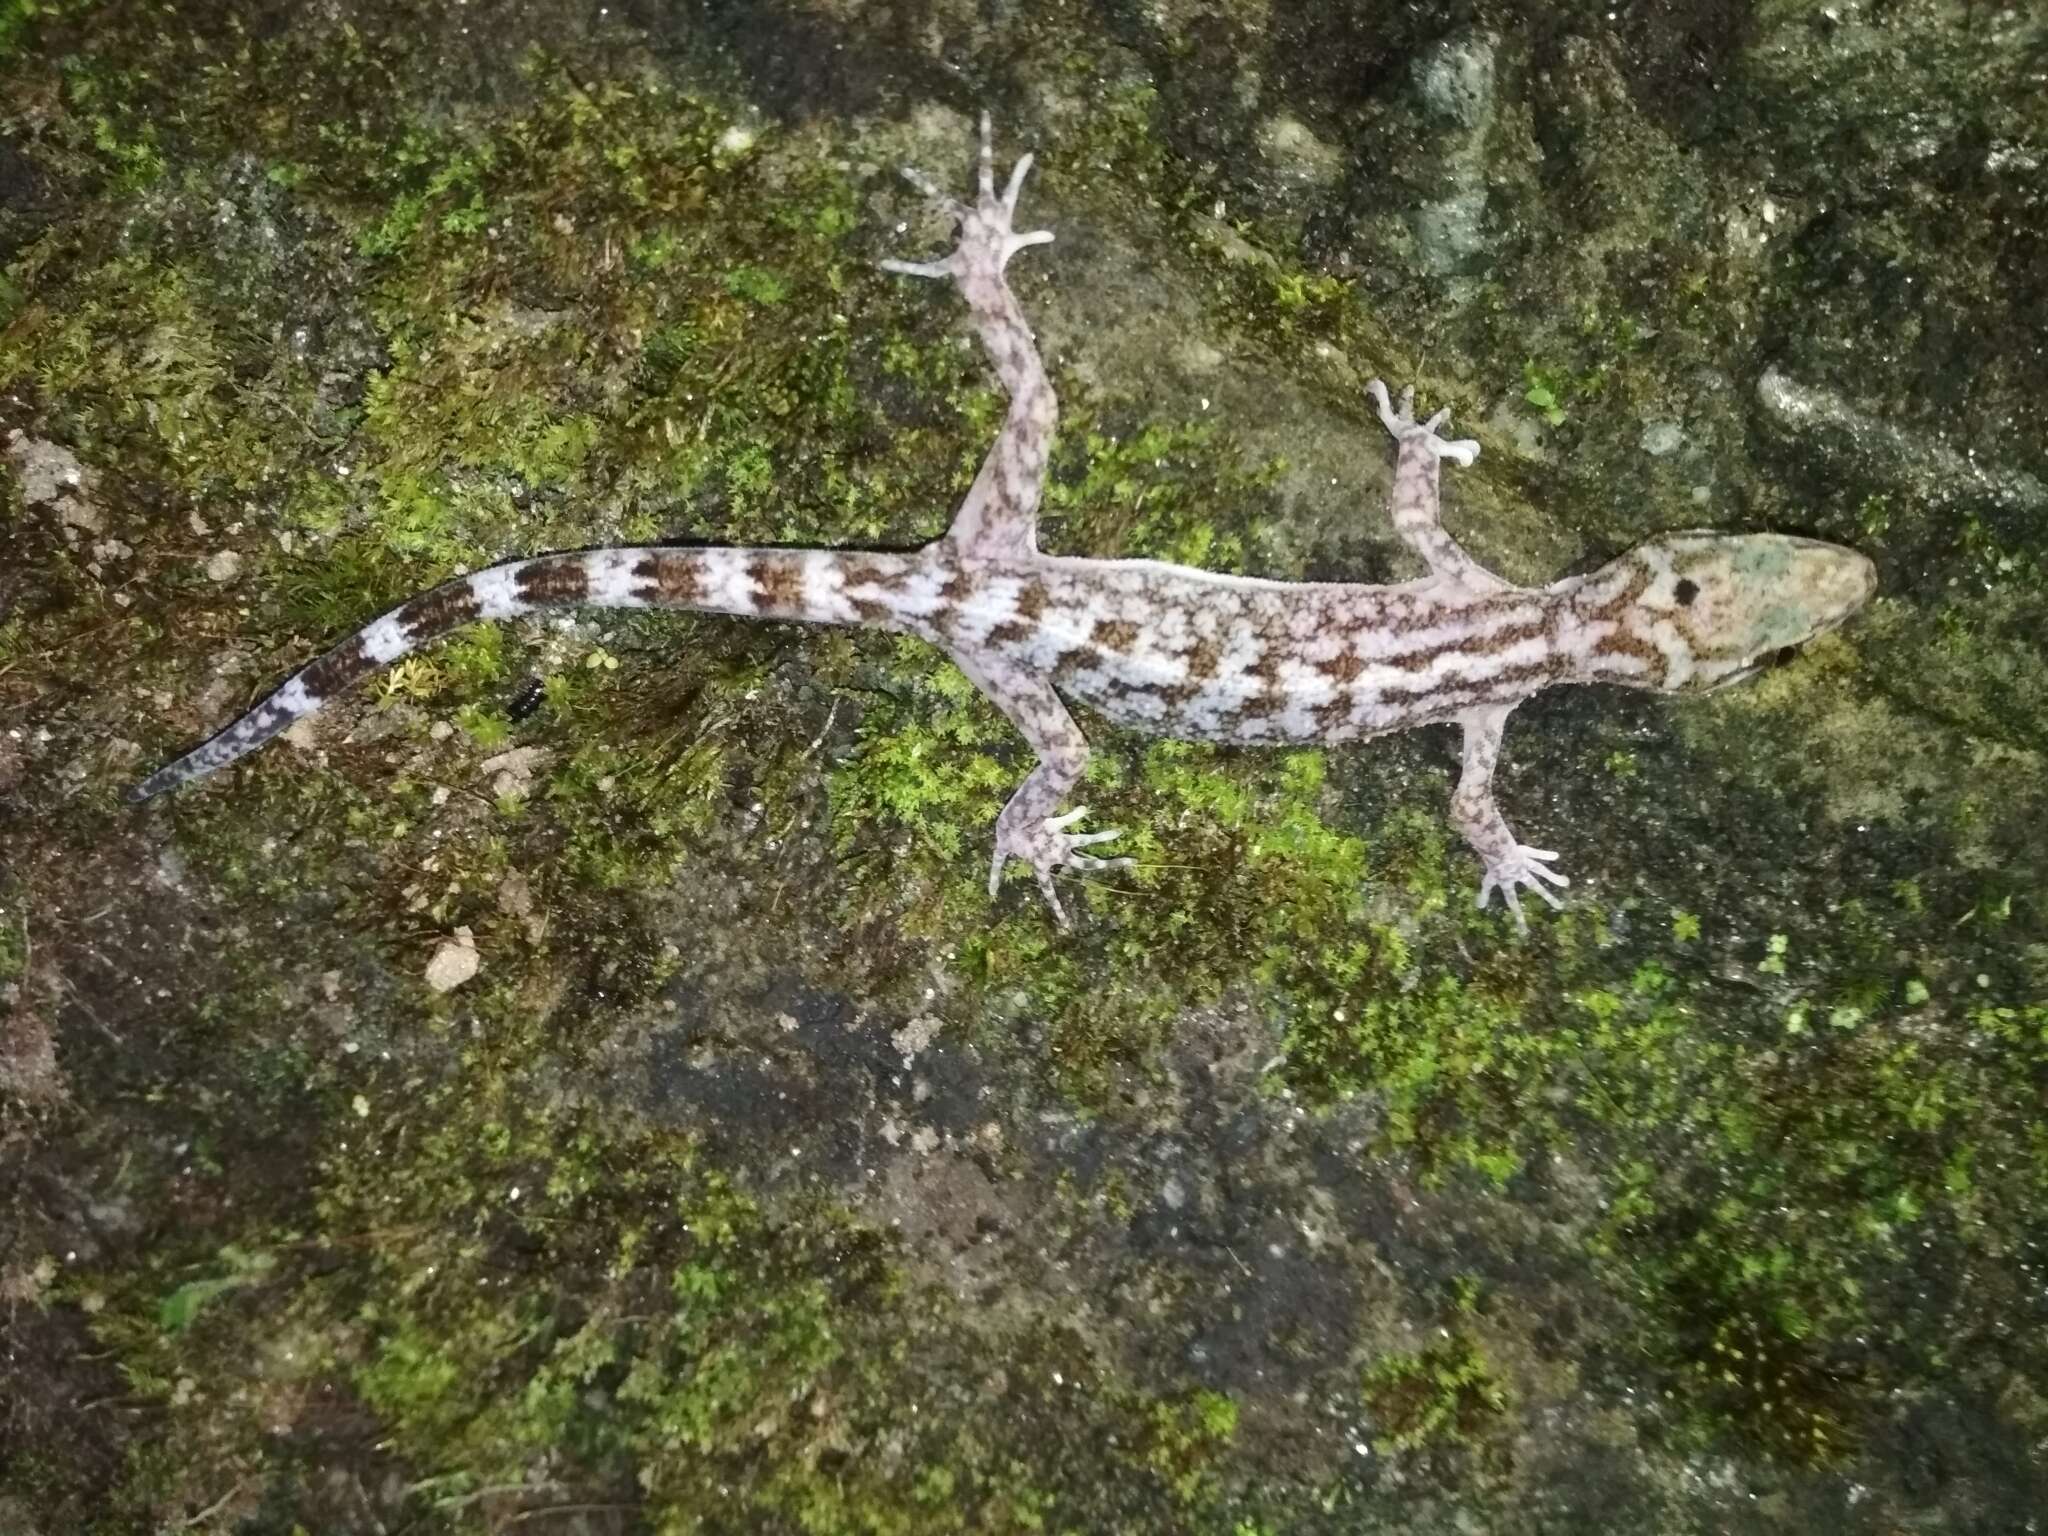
[131,116,1877,929]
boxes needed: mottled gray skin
[132,117,1877,928]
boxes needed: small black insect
[508,674,547,722]
[1674,577,1700,606]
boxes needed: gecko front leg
[1366,379,1503,592]
[950,648,1131,928]
[1452,703,1569,929]
[882,113,1056,561]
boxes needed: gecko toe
[878,256,956,280]
[1495,884,1528,930]
[897,165,966,216]
[1369,381,1481,465]
[1001,152,1036,212]
[989,805,1128,926]
[1035,866,1070,928]
[1003,229,1055,261]
[1479,845,1571,927]
[1068,827,1123,849]
[881,116,1053,283]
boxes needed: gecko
[130,116,1877,929]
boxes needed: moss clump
[1136,1388,1241,1506]
[0,897,25,988]
[64,1069,1263,1531]
[1285,884,2048,1461]
[321,1104,898,1513]
[1364,1335,1509,1453]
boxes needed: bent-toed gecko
[132,116,1877,929]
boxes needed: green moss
[0,899,24,987]
[833,711,1401,1099]
[156,1244,276,1333]
[1364,1337,1508,1456]
[0,251,293,492]
[537,659,736,893]
[1364,1333,1508,1452]
[831,641,1017,881]
[323,1107,891,1509]
[1137,1389,1241,1505]
[1046,415,1283,574]
[1284,888,2048,1457]
[57,1054,1268,1531]
[1357,1277,1513,1471]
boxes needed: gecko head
[1567,532,1877,694]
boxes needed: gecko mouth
[1718,644,1807,690]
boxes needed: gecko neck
[1548,561,1665,690]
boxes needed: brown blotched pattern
[1092,618,1139,652]
[399,584,485,642]
[748,555,808,615]
[632,551,703,605]
[298,636,373,699]
[514,558,592,606]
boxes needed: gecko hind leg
[949,646,1132,928]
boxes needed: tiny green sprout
[158,1246,277,1332]
[723,265,788,304]
[1521,361,1568,426]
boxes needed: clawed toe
[989,805,1131,928]
[898,164,964,216]
[1478,845,1571,931]
[880,112,1054,282]
[1367,378,1481,467]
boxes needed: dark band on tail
[128,544,920,802]
[131,551,662,802]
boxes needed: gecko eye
[1673,578,1700,606]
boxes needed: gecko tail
[128,543,919,802]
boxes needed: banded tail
[128,543,925,801]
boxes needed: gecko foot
[1477,845,1570,931]
[880,112,1054,283]
[989,806,1133,929]
[1367,379,1480,467]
